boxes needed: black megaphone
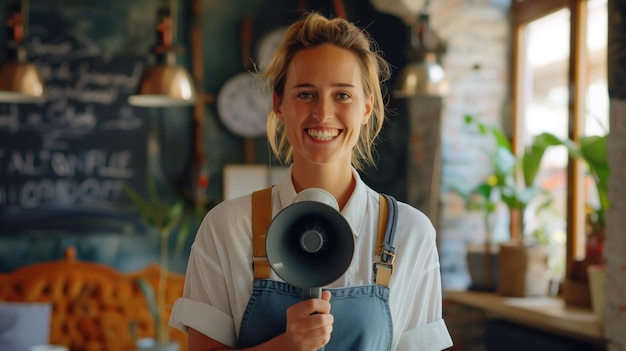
[265,188,355,300]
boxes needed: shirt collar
[275,166,368,237]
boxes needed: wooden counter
[444,290,605,344]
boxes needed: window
[512,0,608,279]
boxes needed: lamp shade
[128,2,197,108]
[128,63,197,107]
[0,60,46,103]
[393,52,447,98]
[0,0,46,104]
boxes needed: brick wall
[428,1,511,348]
[428,0,512,290]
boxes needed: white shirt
[170,168,453,351]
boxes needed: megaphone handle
[302,287,325,351]
[302,287,322,299]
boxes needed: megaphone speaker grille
[266,201,354,288]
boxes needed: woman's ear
[362,94,374,125]
[273,92,284,122]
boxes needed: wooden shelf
[444,290,605,344]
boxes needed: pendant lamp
[128,0,197,107]
[393,6,447,98]
[0,0,46,104]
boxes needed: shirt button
[348,266,356,274]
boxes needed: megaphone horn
[265,188,355,300]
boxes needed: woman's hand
[279,290,333,351]
[188,291,333,351]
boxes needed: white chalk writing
[0,178,125,208]
[1,150,133,178]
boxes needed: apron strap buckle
[373,261,393,287]
[253,256,271,280]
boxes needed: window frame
[511,0,594,279]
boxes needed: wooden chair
[0,247,187,351]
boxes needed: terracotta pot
[497,243,550,297]
[466,243,499,291]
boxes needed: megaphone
[266,188,355,300]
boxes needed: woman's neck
[291,162,355,211]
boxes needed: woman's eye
[337,92,351,101]
[297,92,314,99]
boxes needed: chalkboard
[0,29,149,235]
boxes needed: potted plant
[457,172,502,291]
[574,133,609,262]
[459,115,578,296]
[559,132,609,307]
[124,179,199,350]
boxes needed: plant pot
[587,264,606,319]
[497,243,550,297]
[562,278,591,308]
[466,243,499,291]
[562,259,596,308]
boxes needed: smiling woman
[169,11,453,351]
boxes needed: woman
[170,12,453,351]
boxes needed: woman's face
[274,44,373,168]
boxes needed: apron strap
[252,187,272,279]
[374,194,398,287]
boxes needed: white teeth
[307,129,338,141]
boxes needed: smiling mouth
[306,128,339,141]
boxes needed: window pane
[524,9,571,278]
[586,0,609,136]
[584,0,608,223]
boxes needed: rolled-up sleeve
[169,297,236,347]
[396,319,453,351]
[168,199,253,348]
[390,204,453,350]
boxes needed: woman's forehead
[286,45,364,88]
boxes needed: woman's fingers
[282,291,334,351]
[321,289,332,302]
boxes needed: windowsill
[444,290,605,344]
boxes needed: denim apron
[236,281,393,350]
[236,189,398,350]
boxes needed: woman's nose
[312,96,333,122]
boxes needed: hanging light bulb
[128,0,197,107]
[0,0,46,104]
[393,7,447,98]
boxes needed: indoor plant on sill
[560,132,609,307]
[461,115,577,297]
[572,133,608,265]
[454,162,504,291]
[124,180,198,351]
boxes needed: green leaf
[580,135,607,167]
[164,201,185,229]
[136,278,160,337]
[494,147,516,176]
[522,132,572,187]
[489,126,512,151]
[122,182,149,211]
[174,218,190,257]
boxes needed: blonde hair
[263,12,391,171]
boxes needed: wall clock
[216,72,272,138]
[255,26,288,73]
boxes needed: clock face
[255,27,288,73]
[217,72,272,138]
